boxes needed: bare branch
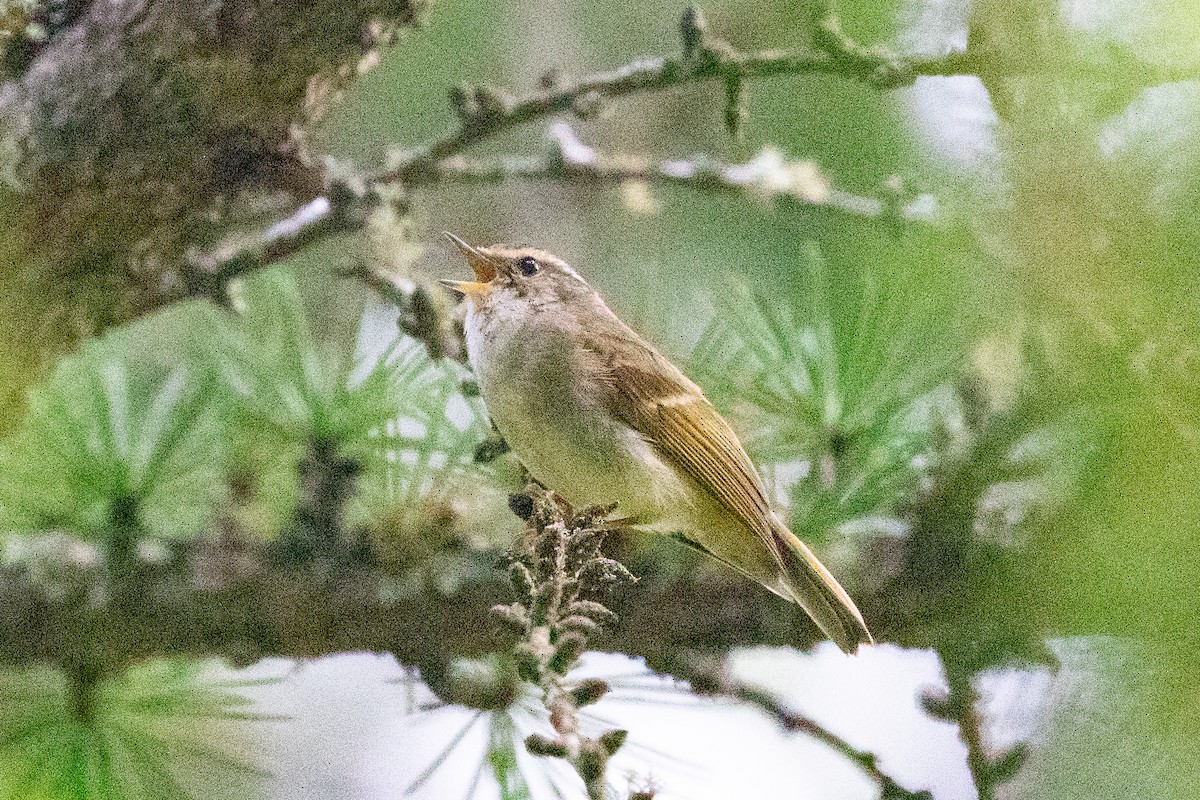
[173,7,1200,317]
[920,675,1029,800]
[178,183,381,307]
[381,14,977,183]
[417,122,930,222]
[678,661,932,800]
[0,528,829,674]
[180,11,961,306]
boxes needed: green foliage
[210,271,402,452]
[691,240,968,540]
[0,264,502,557]
[485,711,533,800]
[351,332,499,530]
[206,268,503,545]
[0,259,507,590]
[406,658,689,800]
[0,340,225,539]
[0,660,272,800]
[406,708,534,800]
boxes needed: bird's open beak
[441,232,498,298]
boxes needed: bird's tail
[771,519,873,654]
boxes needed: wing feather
[583,324,873,652]
[587,330,777,549]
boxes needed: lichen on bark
[0,0,430,423]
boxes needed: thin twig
[957,686,996,800]
[179,184,380,306]
[675,656,932,800]
[731,683,931,799]
[419,122,929,222]
[181,12,962,305]
[943,674,997,800]
[919,671,1029,800]
[381,13,987,183]
[173,7,1200,309]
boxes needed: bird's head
[441,232,596,312]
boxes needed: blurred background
[0,0,1198,798]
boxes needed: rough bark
[0,1,428,423]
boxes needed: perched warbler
[441,233,872,653]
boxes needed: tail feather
[772,521,873,654]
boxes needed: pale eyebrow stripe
[486,246,589,283]
[559,264,588,283]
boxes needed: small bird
[442,233,872,653]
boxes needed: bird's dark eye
[518,256,539,276]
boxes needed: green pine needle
[203,269,505,543]
[204,273,399,449]
[691,240,971,540]
[0,661,272,800]
[355,346,502,534]
[487,711,532,800]
[0,341,227,540]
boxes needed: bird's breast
[465,304,682,519]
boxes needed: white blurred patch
[444,393,474,431]
[1098,84,1200,213]
[895,0,971,55]
[193,638,1148,800]
[732,643,973,799]
[906,75,1002,181]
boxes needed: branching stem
[182,11,973,307]
[495,488,634,800]
[420,122,927,221]
[681,660,933,800]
